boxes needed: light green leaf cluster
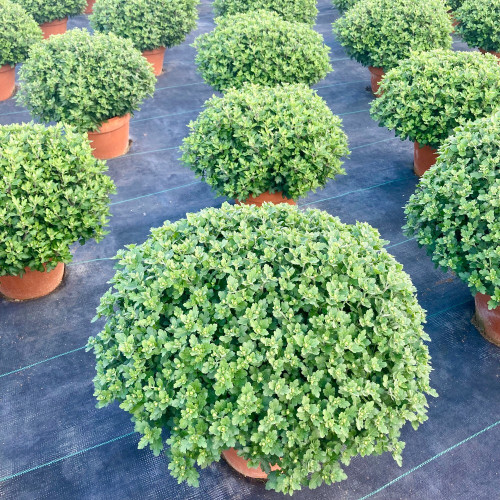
[181,84,349,201]
[0,123,116,277]
[370,50,500,147]
[405,112,500,309]
[90,0,199,52]
[193,10,332,91]
[88,203,436,495]
[17,29,156,133]
[0,0,42,67]
[333,0,452,70]
[213,0,318,25]
[456,0,500,52]
[332,0,359,13]
[14,0,86,24]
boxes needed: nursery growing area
[1,0,500,498]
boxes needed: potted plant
[15,0,86,38]
[404,112,500,345]
[0,123,115,300]
[332,0,360,13]
[333,0,452,95]
[181,84,349,205]
[0,0,42,101]
[455,0,500,58]
[90,0,198,76]
[193,10,331,91]
[370,49,500,176]
[17,29,156,160]
[213,0,318,25]
[88,203,437,494]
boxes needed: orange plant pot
[474,293,500,346]
[236,191,296,207]
[85,0,96,14]
[0,64,16,101]
[0,263,64,300]
[479,48,500,59]
[87,114,130,160]
[368,66,385,96]
[39,18,68,39]
[222,448,281,479]
[142,47,166,76]
[414,142,438,177]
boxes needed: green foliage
[333,0,359,12]
[456,0,500,52]
[88,203,436,495]
[0,0,42,67]
[90,0,199,52]
[193,10,331,91]
[14,0,86,24]
[17,29,156,133]
[405,112,500,309]
[448,0,464,10]
[213,0,318,24]
[181,84,349,201]
[333,0,452,70]
[370,50,500,147]
[0,123,115,277]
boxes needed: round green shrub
[0,123,116,277]
[88,203,436,495]
[333,0,452,70]
[370,50,500,148]
[332,0,359,13]
[181,84,349,201]
[455,0,500,52]
[193,10,332,91]
[213,0,317,25]
[14,0,86,24]
[17,29,156,133]
[90,0,199,52]
[0,0,42,67]
[405,112,500,309]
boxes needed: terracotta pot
[448,11,459,30]
[478,48,500,59]
[84,0,96,14]
[222,448,281,479]
[236,191,296,207]
[414,142,438,177]
[0,263,64,300]
[142,47,166,76]
[39,18,68,39]
[474,293,500,346]
[0,64,16,101]
[368,66,385,95]
[87,114,130,159]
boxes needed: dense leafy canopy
[333,0,452,70]
[14,0,86,24]
[405,113,500,309]
[332,0,359,12]
[89,203,436,495]
[193,10,331,91]
[17,29,156,133]
[448,0,464,10]
[370,50,500,147]
[90,0,199,52]
[0,123,115,277]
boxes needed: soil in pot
[478,48,500,59]
[87,114,131,160]
[0,262,64,300]
[368,66,385,96]
[142,47,166,76]
[40,18,68,39]
[474,293,500,346]
[85,0,96,14]
[222,448,281,479]
[0,64,16,101]
[414,142,438,176]
[236,191,296,207]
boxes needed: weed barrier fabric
[0,1,499,498]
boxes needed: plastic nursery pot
[0,64,16,101]
[414,142,438,177]
[448,10,459,30]
[85,0,96,14]
[0,263,64,300]
[87,114,131,160]
[222,448,281,479]
[474,293,500,346]
[39,18,68,39]
[142,47,166,76]
[368,66,385,96]
[236,191,296,207]
[478,49,500,59]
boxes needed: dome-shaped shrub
[181,84,349,201]
[370,50,500,148]
[333,0,452,70]
[90,0,198,52]
[14,0,86,24]
[0,123,115,277]
[405,112,500,309]
[17,29,156,133]
[332,0,359,12]
[193,10,331,91]
[213,0,317,24]
[88,203,437,495]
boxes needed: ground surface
[1,1,499,499]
